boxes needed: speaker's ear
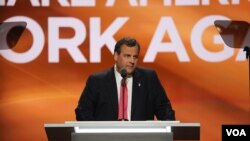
[0,21,27,50]
[114,51,118,61]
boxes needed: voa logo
[226,129,246,136]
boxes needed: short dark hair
[114,37,140,54]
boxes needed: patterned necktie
[118,78,128,120]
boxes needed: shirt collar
[114,64,123,82]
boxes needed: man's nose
[129,57,135,64]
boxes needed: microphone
[120,68,127,78]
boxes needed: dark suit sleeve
[150,71,175,120]
[75,75,97,121]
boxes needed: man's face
[114,45,139,76]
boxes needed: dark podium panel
[71,132,173,141]
[44,121,200,141]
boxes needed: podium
[44,121,200,141]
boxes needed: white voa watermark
[226,129,246,136]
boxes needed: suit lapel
[131,68,143,119]
[105,68,118,117]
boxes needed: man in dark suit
[75,37,175,121]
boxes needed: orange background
[0,1,249,141]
